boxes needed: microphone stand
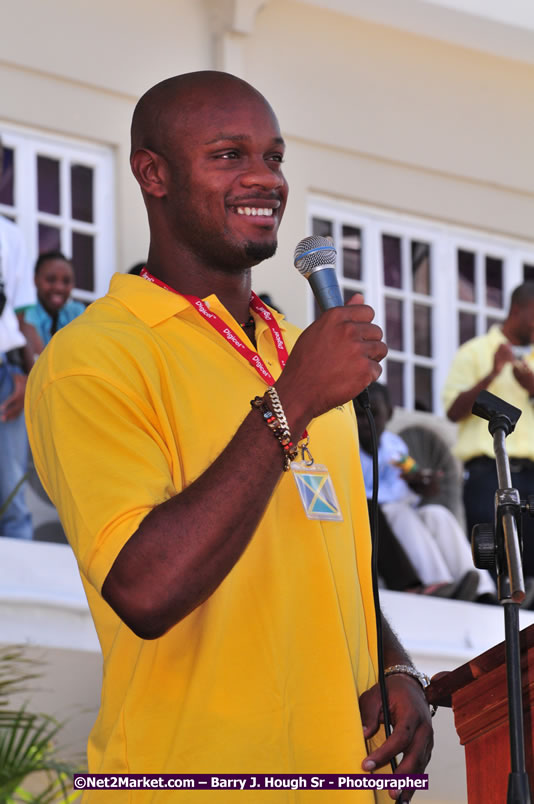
[471,391,531,803]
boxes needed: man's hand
[404,468,443,498]
[0,372,27,421]
[359,674,433,801]
[512,359,534,395]
[275,293,387,429]
[447,342,516,422]
[493,343,515,376]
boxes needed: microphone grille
[293,235,337,277]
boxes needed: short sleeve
[27,363,182,594]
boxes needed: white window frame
[308,198,534,414]
[0,123,115,302]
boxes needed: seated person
[355,382,497,603]
[370,500,485,600]
[23,251,85,345]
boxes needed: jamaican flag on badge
[291,463,343,521]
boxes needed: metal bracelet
[384,664,437,716]
[265,386,291,436]
[251,394,298,471]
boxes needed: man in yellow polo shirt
[25,71,432,801]
[442,282,534,578]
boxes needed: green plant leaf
[0,647,81,803]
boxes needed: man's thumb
[346,292,364,306]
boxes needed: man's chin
[244,240,278,264]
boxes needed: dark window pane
[485,256,503,308]
[0,147,14,206]
[387,360,404,408]
[459,311,476,345]
[312,218,332,238]
[524,264,534,282]
[71,164,94,223]
[37,156,60,215]
[458,249,475,302]
[382,234,402,288]
[411,241,431,295]
[413,303,432,357]
[342,225,362,281]
[385,297,404,351]
[72,231,94,291]
[38,223,61,253]
[414,366,433,412]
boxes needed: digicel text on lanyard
[140,268,309,448]
[140,267,290,389]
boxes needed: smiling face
[35,257,75,315]
[131,73,288,277]
[164,88,288,272]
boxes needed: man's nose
[240,157,285,190]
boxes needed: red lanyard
[140,268,309,446]
[140,268,288,386]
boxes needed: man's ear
[130,148,168,198]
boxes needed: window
[455,247,507,346]
[308,200,534,413]
[0,126,115,302]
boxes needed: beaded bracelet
[251,391,298,471]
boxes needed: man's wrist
[385,664,437,716]
[384,664,430,691]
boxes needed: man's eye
[219,151,240,159]
[268,153,285,163]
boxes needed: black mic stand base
[507,773,532,804]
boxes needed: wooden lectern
[426,623,534,802]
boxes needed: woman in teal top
[24,251,85,346]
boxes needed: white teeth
[235,207,274,217]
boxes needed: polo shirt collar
[106,272,288,332]
[488,324,507,343]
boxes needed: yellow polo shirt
[26,274,384,802]
[442,325,534,462]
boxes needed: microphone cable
[355,391,398,777]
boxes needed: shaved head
[129,70,288,280]
[130,71,272,160]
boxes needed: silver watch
[384,664,431,691]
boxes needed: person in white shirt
[356,382,497,602]
[0,140,42,537]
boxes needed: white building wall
[242,1,534,325]
[1,0,533,323]
[1,0,212,276]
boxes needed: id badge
[291,461,343,521]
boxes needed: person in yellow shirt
[442,283,534,579]
[25,71,432,802]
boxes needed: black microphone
[293,235,370,408]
